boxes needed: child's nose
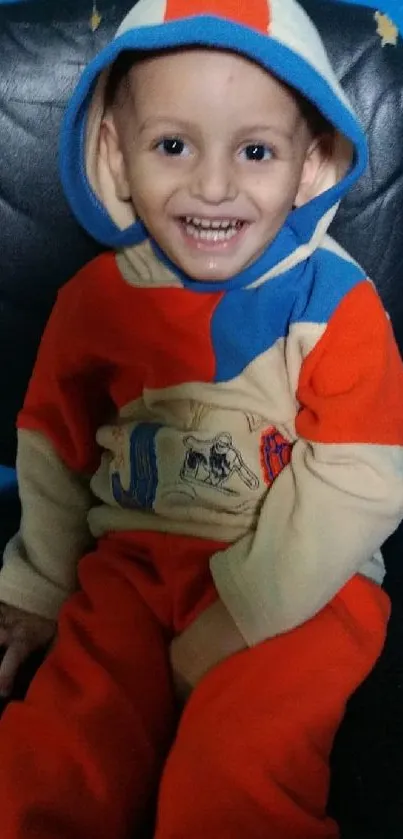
[190,153,237,204]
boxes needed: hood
[59,0,367,288]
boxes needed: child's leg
[0,536,176,839]
[155,575,389,839]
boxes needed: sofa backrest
[0,0,402,465]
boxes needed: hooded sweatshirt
[2,0,403,645]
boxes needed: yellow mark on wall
[374,11,398,46]
[90,2,102,32]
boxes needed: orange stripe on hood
[164,0,271,35]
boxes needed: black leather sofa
[0,1,402,836]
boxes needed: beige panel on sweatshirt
[211,440,403,644]
[0,430,94,619]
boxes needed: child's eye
[240,144,273,162]
[155,137,190,157]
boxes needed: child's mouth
[179,216,246,244]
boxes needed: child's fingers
[0,637,31,697]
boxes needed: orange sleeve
[296,280,403,446]
[1,255,119,619]
[18,256,116,474]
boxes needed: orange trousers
[0,531,389,839]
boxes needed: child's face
[104,49,325,281]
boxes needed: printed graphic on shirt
[111,423,162,509]
[260,426,292,486]
[110,422,262,513]
[181,432,259,495]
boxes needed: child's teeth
[183,223,240,241]
[183,217,240,231]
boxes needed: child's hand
[0,602,56,697]
[170,600,247,703]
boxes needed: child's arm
[209,281,403,646]
[0,260,112,690]
[1,428,95,621]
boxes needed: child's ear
[294,134,333,207]
[99,116,132,201]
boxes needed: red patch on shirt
[260,427,292,487]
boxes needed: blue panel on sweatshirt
[292,247,366,324]
[211,248,365,382]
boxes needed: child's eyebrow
[137,116,295,143]
[137,116,196,134]
[233,124,295,142]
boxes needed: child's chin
[176,253,248,283]
[184,266,236,283]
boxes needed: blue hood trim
[60,15,368,276]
